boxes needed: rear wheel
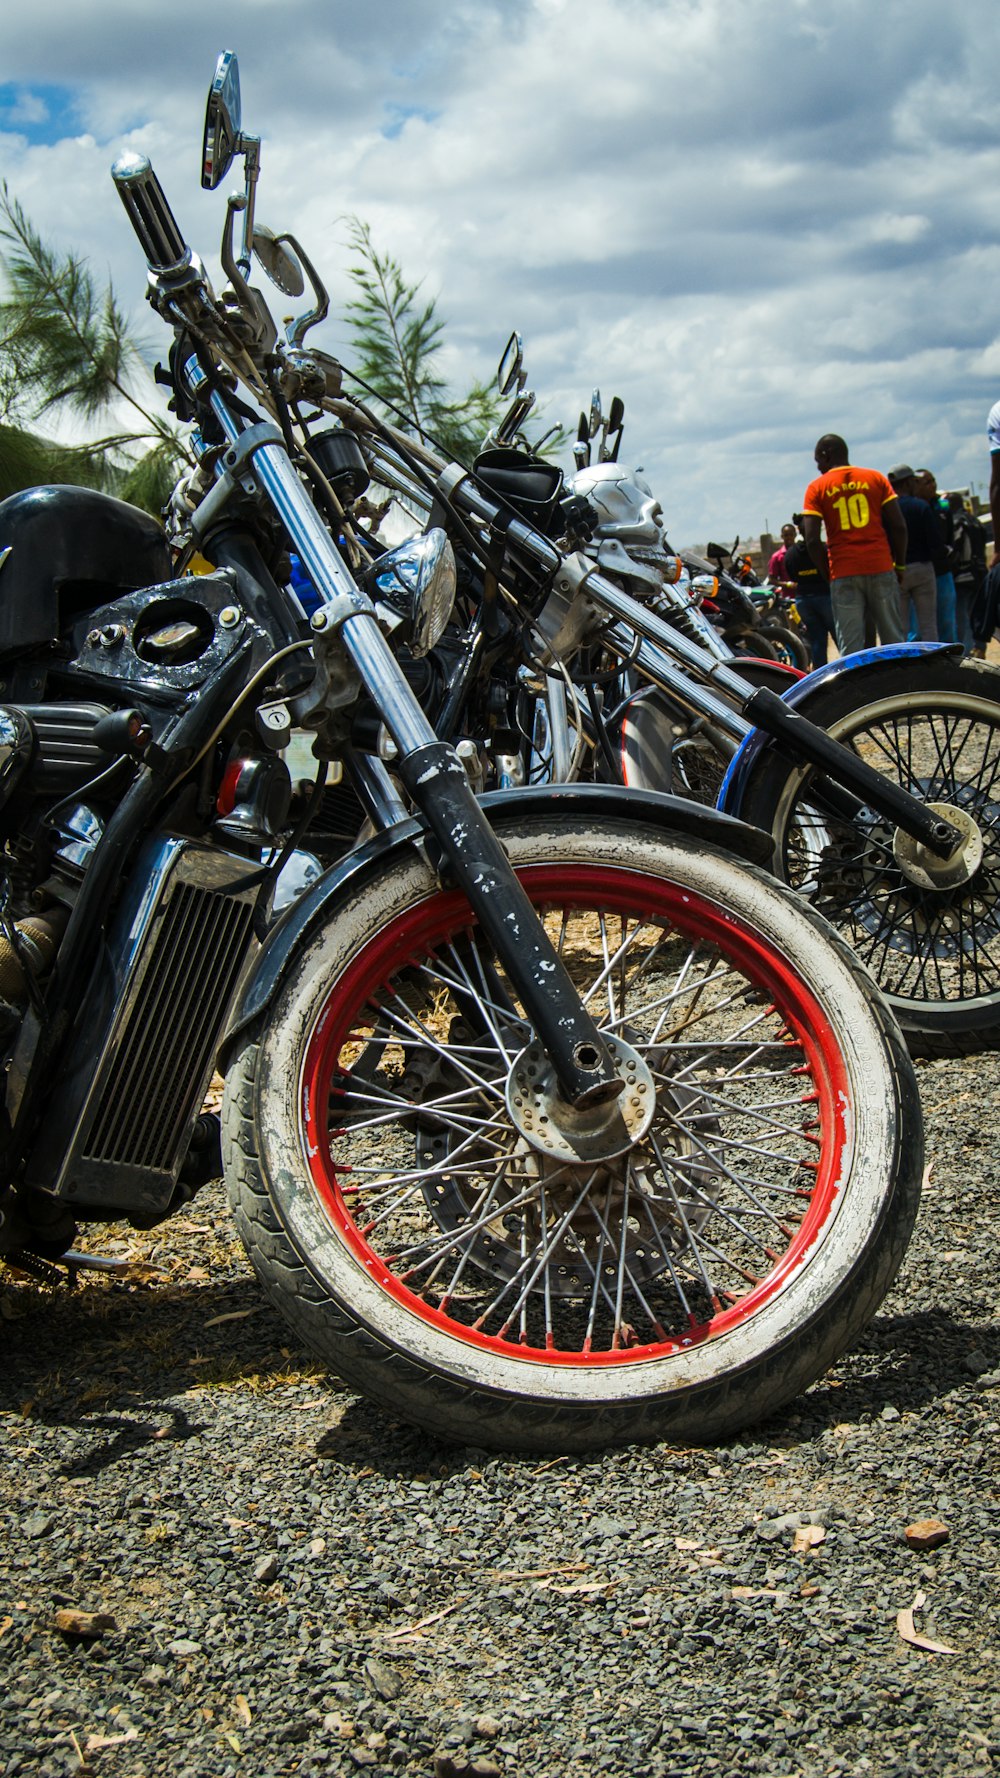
[738,656,1000,1056]
[223,815,921,1451]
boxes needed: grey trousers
[899,560,939,640]
[830,570,906,655]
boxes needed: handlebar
[111,151,193,277]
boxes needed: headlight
[370,527,457,657]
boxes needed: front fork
[196,378,621,1108]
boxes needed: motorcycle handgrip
[111,151,192,276]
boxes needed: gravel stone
[2,1049,998,1775]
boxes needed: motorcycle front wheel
[223,813,920,1452]
[737,656,1000,1057]
[759,621,811,672]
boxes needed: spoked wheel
[759,621,810,672]
[738,657,1000,1057]
[224,815,920,1451]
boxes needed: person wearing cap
[887,465,946,640]
[801,435,907,654]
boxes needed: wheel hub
[893,801,984,891]
[505,1032,656,1163]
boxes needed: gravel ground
[2,1050,998,1778]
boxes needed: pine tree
[0,187,185,510]
[343,218,501,463]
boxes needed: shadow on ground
[3,1266,996,1475]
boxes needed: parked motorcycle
[350,340,1000,1060]
[0,54,926,1452]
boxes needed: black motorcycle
[0,53,922,1453]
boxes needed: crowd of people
[765,428,994,669]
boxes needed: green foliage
[0,422,131,502]
[0,187,184,511]
[343,218,501,463]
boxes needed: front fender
[220,782,773,1058]
[717,641,961,817]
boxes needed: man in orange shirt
[801,434,908,654]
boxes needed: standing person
[989,398,1000,562]
[783,516,835,667]
[767,522,798,585]
[801,435,907,654]
[887,466,946,640]
[948,494,989,653]
[914,469,958,644]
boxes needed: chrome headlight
[371,527,457,657]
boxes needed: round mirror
[202,50,242,191]
[608,395,624,432]
[497,331,524,397]
[253,225,306,298]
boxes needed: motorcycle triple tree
[0,53,921,1451]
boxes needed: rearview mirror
[202,50,242,190]
[497,331,525,397]
[588,389,602,439]
[253,225,306,298]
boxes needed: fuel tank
[0,485,173,657]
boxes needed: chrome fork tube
[547,676,574,781]
[205,391,621,1105]
[608,628,752,745]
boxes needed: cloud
[0,0,998,538]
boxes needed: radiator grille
[82,879,254,1171]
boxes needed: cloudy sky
[2,0,998,544]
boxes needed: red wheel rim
[300,864,852,1366]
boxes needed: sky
[1,0,998,546]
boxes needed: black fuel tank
[0,485,173,658]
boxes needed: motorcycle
[0,53,924,1454]
[349,345,1000,1060]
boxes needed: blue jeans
[936,572,958,644]
[795,591,836,668]
[830,571,905,656]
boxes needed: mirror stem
[237,134,261,278]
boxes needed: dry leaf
[85,1728,138,1751]
[204,1309,260,1329]
[792,1524,826,1553]
[0,1617,12,1637]
[384,1597,469,1641]
[224,1731,242,1754]
[896,1590,957,1655]
[234,1695,252,1727]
